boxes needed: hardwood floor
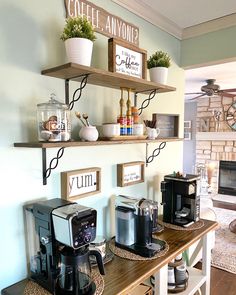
[195,201,236,294]
[195,262,236,295]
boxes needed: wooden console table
[1,219,217,295]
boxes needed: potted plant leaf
[147,50,171,84]
[61,16,96,66]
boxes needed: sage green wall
[181,26,236,68]
[0,0,184,290]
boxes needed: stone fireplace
[195,95,236,194]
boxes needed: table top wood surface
[1,219,217,295]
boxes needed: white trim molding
[196,132,236,141]
[182,13,236,40]
[112,0,183,39]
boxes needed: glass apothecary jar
[37,94,71,142]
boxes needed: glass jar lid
[37,93,68,110]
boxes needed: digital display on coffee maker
[52,204,97,249]
[72,213,96,248]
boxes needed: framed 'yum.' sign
[61,167,101,200]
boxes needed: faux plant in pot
[61,16,96,66]
[147,50,171,84]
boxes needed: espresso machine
[25,198,105,295]
[115,195,165,257]
[161,174,200,227]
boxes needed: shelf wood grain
[14,138,182,148]
[41,63,176,94]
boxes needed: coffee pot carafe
[58,246,104,295]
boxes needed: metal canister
[89,236,106,259]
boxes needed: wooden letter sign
[108,38,147,79]
[64,0,139,46]
[61,167,101,200]
[117,161,145,187]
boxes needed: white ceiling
[142,0,236,28]
[113,0,236,99]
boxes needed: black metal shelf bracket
[42,147,65,185]
[65,74,89,110]
[146,141,166,166]
[136,89,157,115]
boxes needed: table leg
[201,232,211,295]
[153,264,168,295]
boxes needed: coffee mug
[133,123,144,135]
[175,264,187,287]
[168,266,175,290]
[102,123,120,137]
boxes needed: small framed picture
[117,161,145,187]
[108,38,147,79]
[61,167,101,200]
[184,121,192,129]
[184,132,191,140]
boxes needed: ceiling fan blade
[219,92,236,98]
[185,92,204,95]
[188,93,206,101]
[219,88,236,92]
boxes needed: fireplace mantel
[196,132,236,141]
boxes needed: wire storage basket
[168,259,189,293]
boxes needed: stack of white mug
[168,253,187,291]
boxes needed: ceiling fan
[185,79,236,100]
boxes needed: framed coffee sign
[61,167,101,200]
[108,38,147,79]
[117,161,145,187]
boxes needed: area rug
[211,207,236,274]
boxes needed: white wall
[0,0,184,290]
[183,101,197,173]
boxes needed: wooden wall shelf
[15,63,177,185]
[41,63,176,94]
[14,138,182,185]
[14,138,182,148]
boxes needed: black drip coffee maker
[161,174,200,227]
[25,198,105,295]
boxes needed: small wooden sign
[61,167,101,200]
[108,38,147,79]
[117,161,145,187]
[64,0,139,46]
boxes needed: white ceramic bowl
[102,123,120,137]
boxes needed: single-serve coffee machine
[115,195,165,257]
[161,174,200,227]
[25,198,105,295]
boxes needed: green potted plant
[147,50,171,84]
[61,16,96,66]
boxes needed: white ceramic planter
[149,67,168,84]
[65,38,93,66]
